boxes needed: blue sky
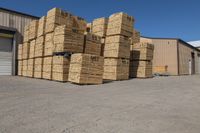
[1,0,200,41]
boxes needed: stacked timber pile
[91,17,108,37]
[17,44,23,76]
[52,54,71,82]
[68,53,104,84]
[103,12,134,80]
[84,33,102,56]
[53,25,84,53]
[130,42,154,78]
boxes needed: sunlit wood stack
[106,12,134,37]
[42,56,53,80]
[27,59,34,77]
[18,60,23,76]
[103,58,129,80]
[34,57,43,78]
[54,25,84,53]
[29,40,36,58]
[22,42,29,59]
[92,17,108,37]
[130,42,154,78]
[45,8,73,34]
[130,42,154,61]
[84,33,102,56]
[44,33,54,56]
[23,25,29,42]
[129,60,152,78]
[22,59,28,76]
[52,55,71,82]
[17,44,23,60]
[130,29,140,44]
[34,36,45,57]
[68,53,104,84]
[28,20,38,40]
[37,16,46,37]
[104,35,131,58]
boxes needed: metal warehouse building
[0,7,39,75]
[141,37,200,75]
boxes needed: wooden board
[18,60,23,76]
[92,17,108,37]
[153,66,168,74]
[22,59,28,76]
[84,33,102,56]
[107,12,134,37]
[29,40,36,58]
[52,55,70,82]
[27,59,34,77]
[34,57,43,78]
[22,42,29,59]
[44,33,54,56]
[42,56,53,80]
[37,16,46,37]
[103,58,129,80]
[29,20,38,40]
[68,53,103,84]
[35,36,44,57]
[54,25,84,53]
[23,25,29,43]
[104,35,130,58]
[130,29,140,44]
[18,44,23,60]
[129,60,153,78]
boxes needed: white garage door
[0,37,13,75]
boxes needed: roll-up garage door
[0,36,13,75]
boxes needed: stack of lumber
[72,16,87,33]
[34,57,43,78]
[103,58,129,80]
[44,33,54,56]
[92,17,108,37]
[104,35,130,58]
[22,42,29,60]
[37,16,46,37]
[131,30,140,44]
[103,12,134,80]
[29,40,36,58]
[45,8,73,34]
[27,59,34,77]
[106,12,134,37]
[23,25,29,42]
[84,33,102,56]
[18,60,23,76]
[42,56,53,80]
[52,55,71,82]
[54,25,84,53]
[22,60,28,76]
[29,20,38,40]
[68,53,103,84]
[35,36,44,57]
[130,42,154,78]
[17,44,23,60]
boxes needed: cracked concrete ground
[0,75,200,133]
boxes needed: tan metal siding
[152,39,178,75]
[178,42,199,75]
[0,10,37,35]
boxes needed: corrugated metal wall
[178,42,200,75]
[0,9,37,36]
[151,39,179,75]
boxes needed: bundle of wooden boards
[17,7,105,84]
[17,8,155,85]
[103,12,134,80]
[129,40,154,78]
